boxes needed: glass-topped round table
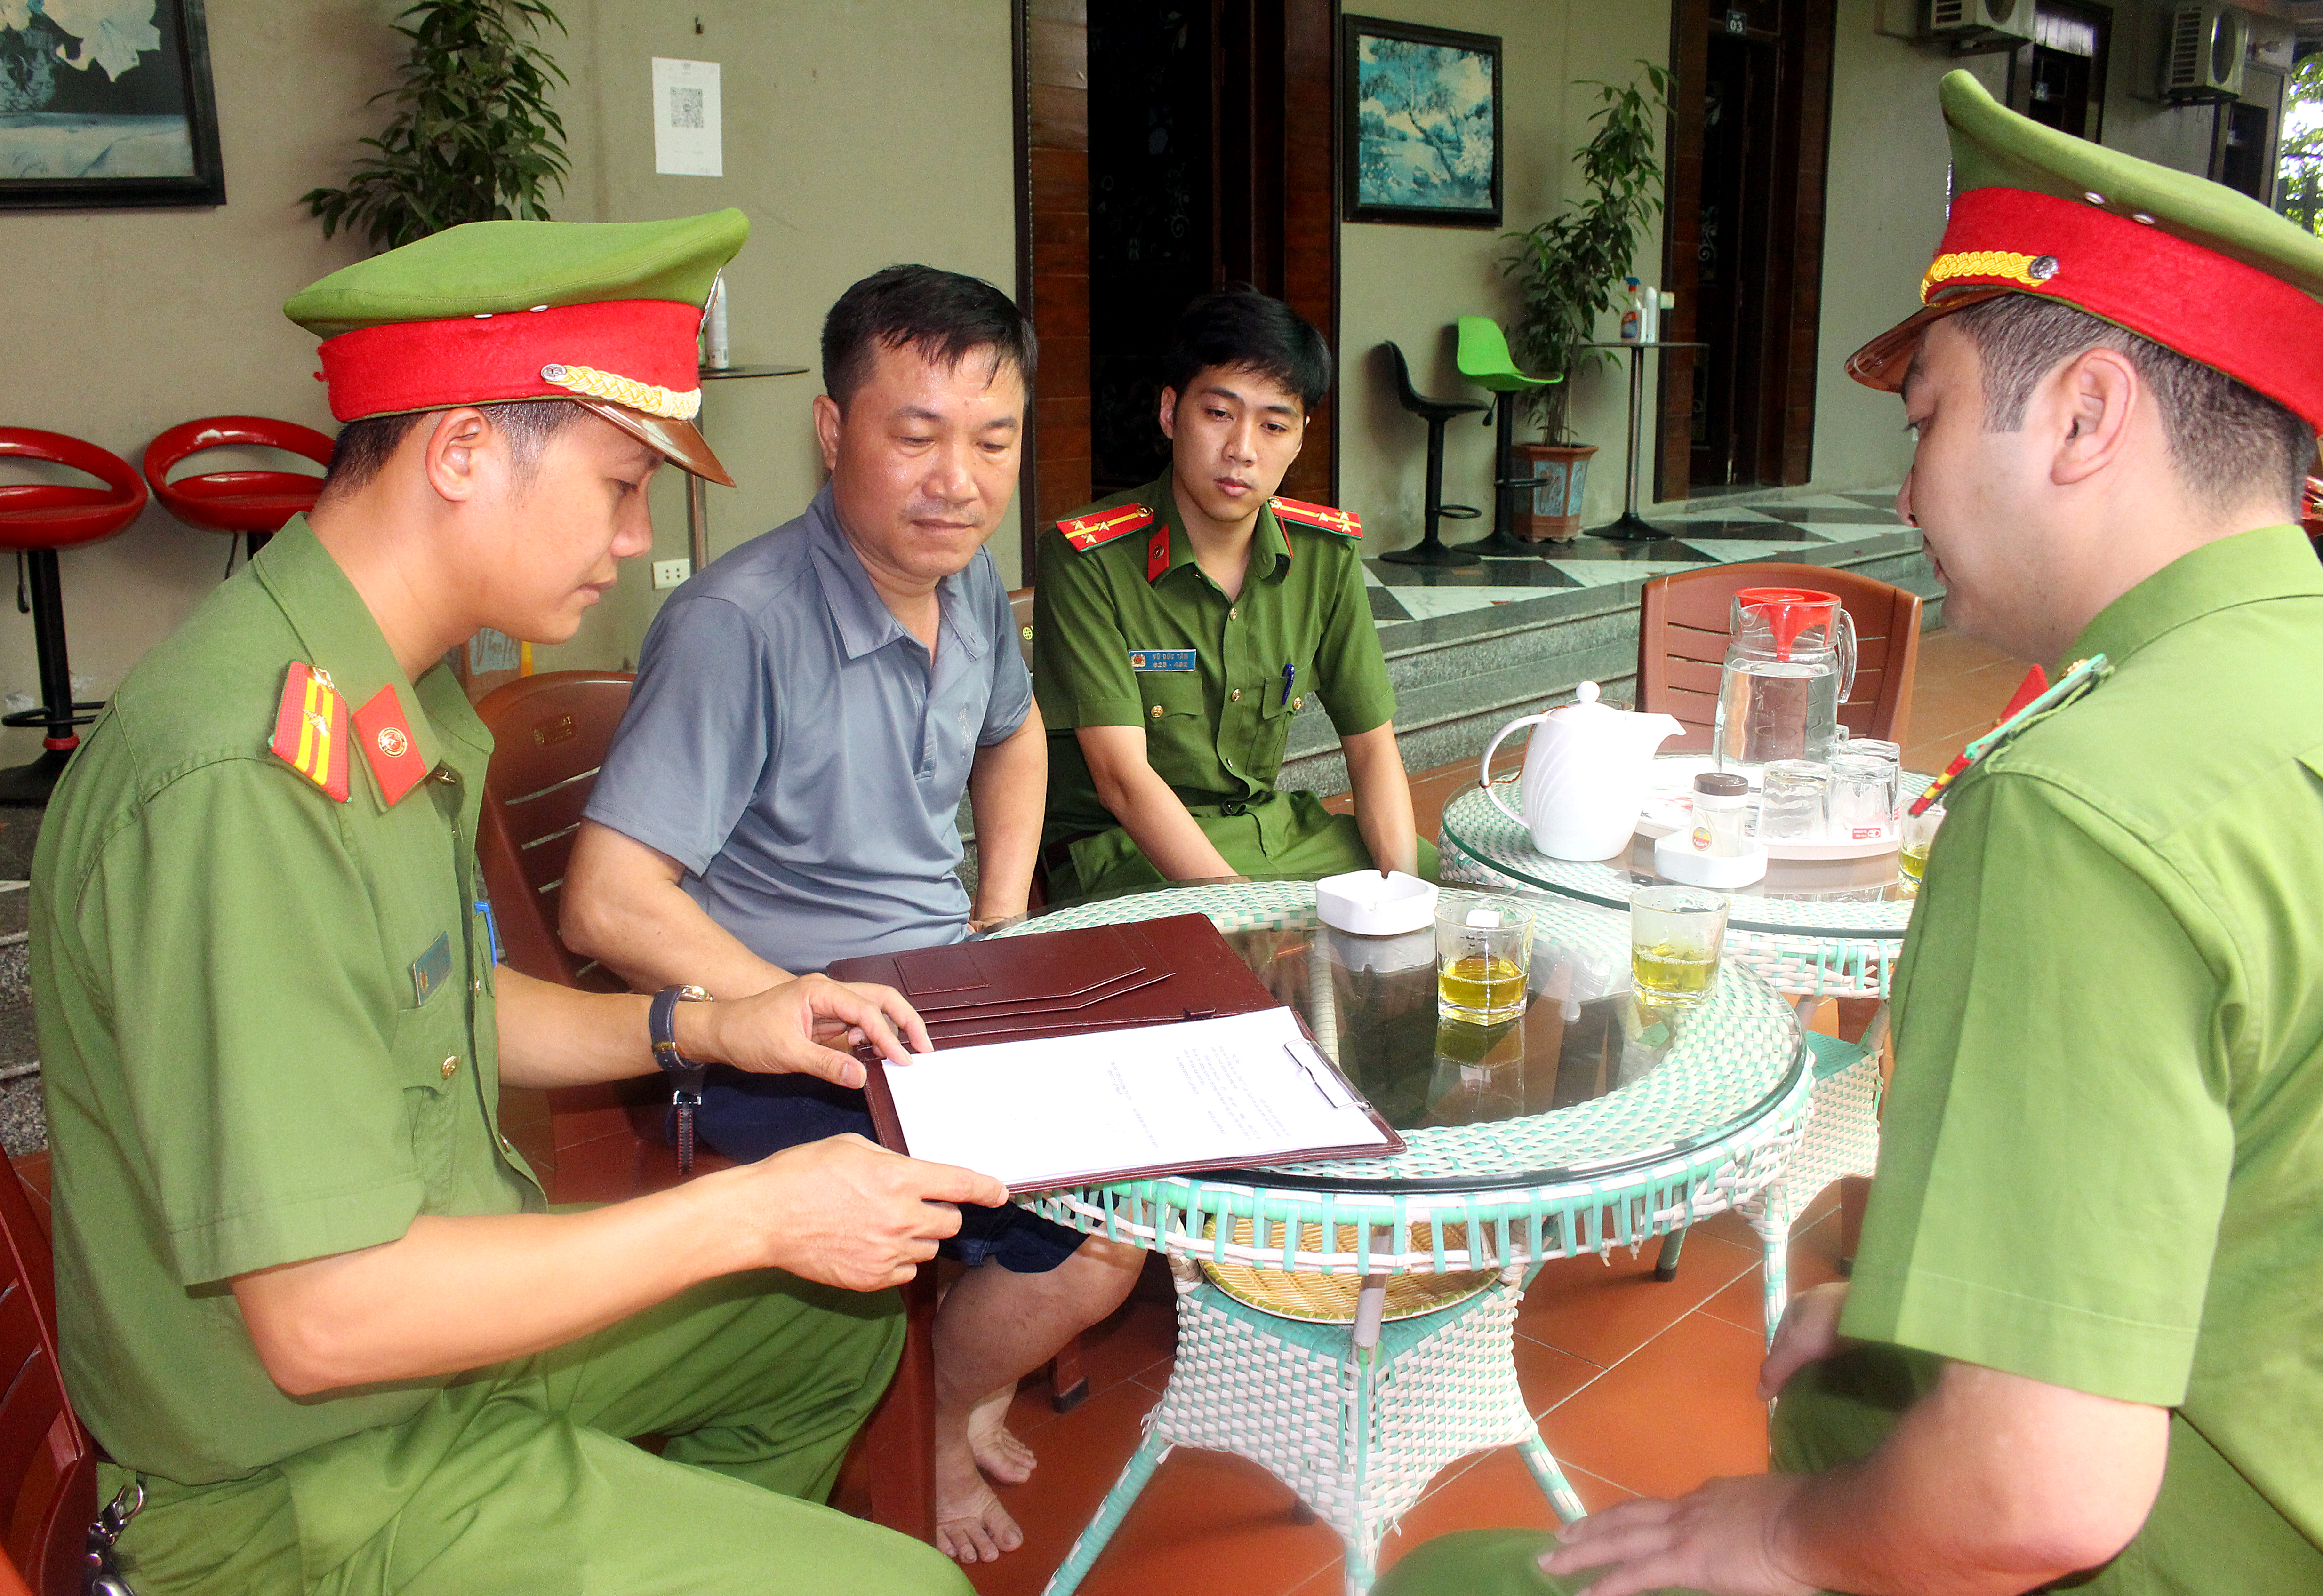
[994,879,1818,1596]
[1439,758,1933,999]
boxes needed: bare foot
[966,1383,1038,1484]
[934,1448,1025,1564]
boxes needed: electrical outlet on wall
[652,559,693,590]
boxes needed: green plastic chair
[1454,317,1562,556]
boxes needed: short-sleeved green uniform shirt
[32,519,536,1481]
[1842,524,2323,1588]
[1033,473,1406,895]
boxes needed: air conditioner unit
[1927,0,2036,47]
[2161,6,2250,102]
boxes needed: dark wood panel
[1019,0,1092,557]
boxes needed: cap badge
[539,362,703,421]
[1920,248,2063,303]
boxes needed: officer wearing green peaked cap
[32,211,984,1594]
[1374,71,2323,1596]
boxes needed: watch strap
[649,983,712,1073]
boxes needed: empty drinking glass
[1829,752,1898,842]
[1758,759,1832,840]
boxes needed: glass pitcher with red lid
[1713,586,1856,779]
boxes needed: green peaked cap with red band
[1849,72,2323,435]
[283,208,750,484]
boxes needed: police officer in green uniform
[1034,288,1437,899]
[1376,72,2323,1596]
[31,212,998,1594]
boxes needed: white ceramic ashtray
[1315,869,1439,936]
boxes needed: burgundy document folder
[830,913,1405,1187]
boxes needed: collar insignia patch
[1146,524,1170,583]
[353,685,427,806]
[269,662,351,803]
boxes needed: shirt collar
[2069,524,2323,670]
[252,517,489,811]
[1151,473,1293,583]
[804,485,985,663]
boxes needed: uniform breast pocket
[390,990,469,1194]
[1246,661,1311,777]
[1137,671,1208,768]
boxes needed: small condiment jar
[1688,772,1751,857]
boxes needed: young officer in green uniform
[31,212,997,1595]
[1377,72,2323,1596]
[1034,288,1435,898]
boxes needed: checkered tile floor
[1365,489,1909,627]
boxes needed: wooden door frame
[1015,0,1339,574]
[1657,0,1835,498]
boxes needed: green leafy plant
[1500,63,1671,442]
[302,0,570,254]
[2278,52,2323,240]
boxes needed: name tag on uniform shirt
[1128,650,1196,672]
[410,931,453,1007]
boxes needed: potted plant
[303,0,570,252]
[1500,63,1669,539]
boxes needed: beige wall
[1337,1,1675,550]
[534,0,1019,676]
[0,0,2279,759]
[0,0,1016,763]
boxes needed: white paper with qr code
[651,57,722,176]
[879,1006,1392,1190]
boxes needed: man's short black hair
[1161,288,1332,413]
[318,399,585,501]
[1953,293,2314,519]
[821,264,1036,412]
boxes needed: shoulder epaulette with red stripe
[268,661,351,802]
[1269,496,1362,539]
[1057,502,1155,551]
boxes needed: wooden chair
[0,1154,95,1596]
[1635,562,1923,752]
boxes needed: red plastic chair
[143,415,333,567]
[0,430,148,803]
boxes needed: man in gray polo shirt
[562,266,1143,1566]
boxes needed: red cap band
[316,299,703,423]
[1927,188,2323,434]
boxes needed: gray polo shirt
[584,484,1032,973]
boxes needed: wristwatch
[649,983,712,1072]
[649,984,712,1174]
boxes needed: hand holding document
[869,1006,1401,1192]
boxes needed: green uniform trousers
[1057,790,1442,901]
[1373,1347,1937,1596]
[106,1270,971,1596]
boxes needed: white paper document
[879,1007,1395,1190]
[651,58,723,176]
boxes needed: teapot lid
[1553,681,1622,723]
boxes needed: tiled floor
[1362,490,1914,630]
[896,622,2028,1596]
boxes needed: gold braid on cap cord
[1919,249,2059,303]
[539,363,703,420]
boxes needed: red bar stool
[0,429,148,804]
[144,415,333,571]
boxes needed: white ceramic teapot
[1479,682,1684,861]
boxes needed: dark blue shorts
[689,1065,1086,1274]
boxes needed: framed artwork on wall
[0,0,225,209]
[1342,14,1500,227]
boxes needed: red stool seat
[0,428,148,803]
[0,428,148,552]
[144,416,332,556]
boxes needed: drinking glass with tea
[1629,885,1729,1008]
[1434,899,1535,1024]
